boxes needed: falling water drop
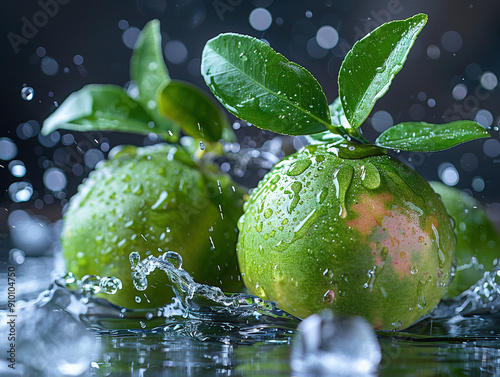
[21,86,35,101]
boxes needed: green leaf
[130,19,170,108]
[375,121,490,152]
[339,13,427,129]
[42,84,177,138]
[329,97,350,129]
[158,80,234,143]
[305,130,345,145]
[129,19,179,141]
[201,33,330,136]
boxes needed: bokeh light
[438,162,459,186]
[9,181,34,202]
[480,72,498,90]
[451,83,467,100]
[41,57,59,76]
[441,31,462,53]
[316,26,339,49]
[43,168,67,192]
[483,139,500,157]
[164,41,188,64]
[0,137,18,160]
[249,8,272,31]
[370,110,393,132]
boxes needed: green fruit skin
[430,181,500,298]
[237,143,455,330]
[62,143,245,309]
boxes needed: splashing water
[432,264,500,318]
[3,248,500,375]
[49,250,299,343]
[129,251,299,330]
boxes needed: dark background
[2,0,500,254]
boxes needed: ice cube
[291,310,381,376]
[0,289,96,376]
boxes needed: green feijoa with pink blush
[201,14,490,330]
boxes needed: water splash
[433,264,500,318]
[129,251,299,325]
[64,272,123,297]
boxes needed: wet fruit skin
[237,142,455,330]
[430,181,500,298]
[62,143,245,309]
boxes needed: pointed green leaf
[129,20,179,140]
[375,121,490,152]
[42,84,178,139]
[339,13,428,129]
[130,19,169,108]
[201,33,330,136]
[158,80,234,142]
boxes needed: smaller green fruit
[430,181,500,297]
[62,143,245,308]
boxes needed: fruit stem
[337,125,369,144]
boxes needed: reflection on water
[1,248,500,376]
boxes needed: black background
[2,0,500,250]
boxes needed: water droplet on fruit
[316,187,328,204]
[151,191,168,210]
[288,181,303,213]
[363,267,377,291]
[293,209,317,234]
[417,280,427,309]
[264,208,273,219]
[360,163,381,189]
[332,164,353,218]
[270,174,280,184]
[132,183,143,195]
[286,159,311,176]
[323,290,335,304]
[256,222,263,233]
[254,284,267,299]
[437,249,446,268]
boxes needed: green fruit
[430,181,500,298]
[237,142,455,330]
[62,143,245,308]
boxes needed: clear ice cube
[291,310,381,376]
